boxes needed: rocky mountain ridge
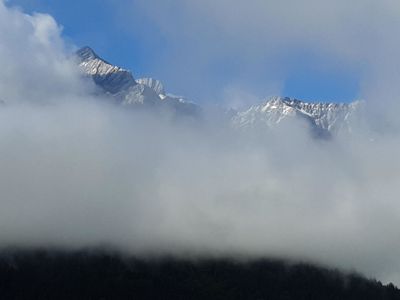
[231,96,360,134]
[76,47,359,135]
[77,47,199,115]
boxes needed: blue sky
[8,0,362,104]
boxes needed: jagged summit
[77,46,137,96]
[75,46,360,134]
[76,46,100,61]
[137,78,166,96]
[231,96,360,134]
[76,46,200,115]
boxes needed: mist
[2,0,400,286]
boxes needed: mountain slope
[231,96,360,135]
[76,47,200,116]
[76,47,359,134]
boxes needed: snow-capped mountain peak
[232,96,360,134]
[76,47,200,115]
[76,47,360,135]
[77,46,137,96]
[76,46,100,61]
[137,78,166,96]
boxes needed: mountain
[76,47,359,135]
[231,96,360,135]
[76,47,200,116]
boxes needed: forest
[0,249,399,300]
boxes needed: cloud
[2,0,400,286]
[0,1,91,104]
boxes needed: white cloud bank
[1,0,400,286]
[0,1,91,103]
